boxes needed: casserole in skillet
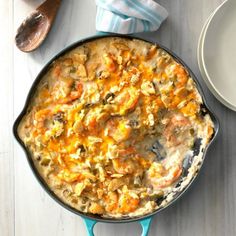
[16,36,214,219]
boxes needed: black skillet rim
[13,34,220,224]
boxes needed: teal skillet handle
[139,217,153,236]
[96,31,110,36]
[83,218,97,236]
[83,216,153,236]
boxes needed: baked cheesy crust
[18,37,214,218]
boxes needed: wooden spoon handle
[37,0,61,22]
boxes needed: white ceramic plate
[200,0,236,111]
[197,7,235,110]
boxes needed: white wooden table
[1,0,236,235]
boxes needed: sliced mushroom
[103,92,115,104]
[53,112,65,123]
[150,140,166,160]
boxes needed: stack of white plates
[197,0,236,111]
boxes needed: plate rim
[197,6,236,111]
[200,0,236,111]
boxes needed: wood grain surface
[1,0,236,235]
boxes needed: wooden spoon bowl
[15,0,61,52]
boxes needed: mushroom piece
[150,140,166,161]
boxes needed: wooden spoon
[15,0,61,52]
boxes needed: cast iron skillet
[13,34,219,236]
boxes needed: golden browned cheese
[18,37,214,218]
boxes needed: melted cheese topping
[18,37,214,218]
